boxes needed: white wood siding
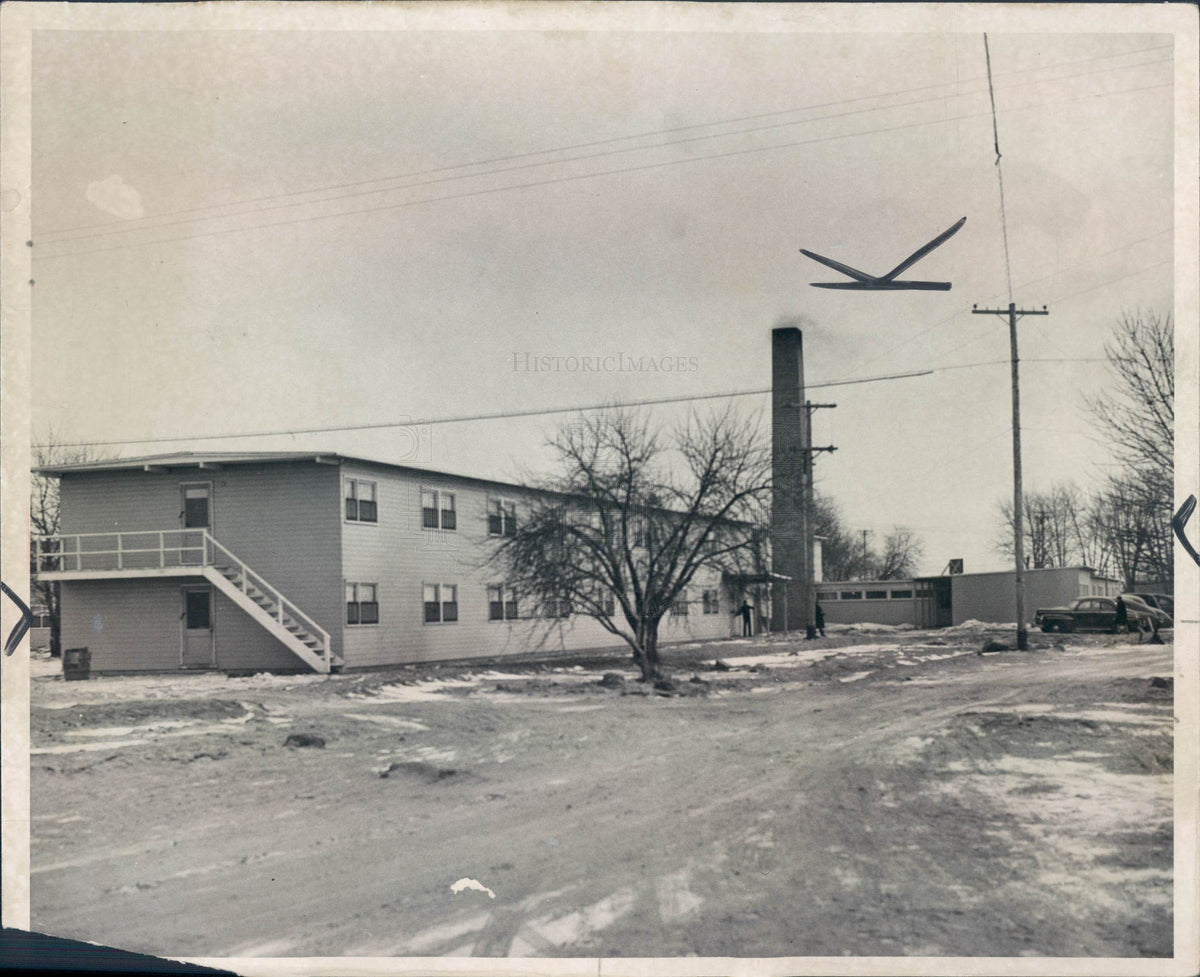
[55,461,734,671]
[339,464,734,667]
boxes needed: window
[671,590,689,617]
[488,498,517,536]
[542,598,572,619]
[818,592,838,602]
[182,486,211,529]
[866,590,888,600]
[424,583,458,624]
[890,590,913,599]
[421,488,456,531]
[346,583,378,625]
[840,591,863,600]
[702,589,720,614]
[487,585,520,621]
[185,590,211,629]
[345,479,378,523]
[632,517,648,548]
[601,591,616,617]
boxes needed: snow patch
[342,713,430,731]
[838,670,874,683]
[451,877,496,899]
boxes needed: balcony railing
[34,530,208,573]
[34,530,333,669]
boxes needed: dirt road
[30,626,1174,959]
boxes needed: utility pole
[803,402,837,638]
[859,529,872,579]
[972,301,1049,650]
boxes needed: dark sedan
[1119,594,1172,631]
[1035,596,1154,634]
[1132,593,1173,621]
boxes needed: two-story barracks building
[35,452,736,674]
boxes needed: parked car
[1035,595,1155,634]
[1132,593,1173,621]
[1122,594,1172,629]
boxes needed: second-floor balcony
[35,530,217,579]
[34,529,336,672]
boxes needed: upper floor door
[180,482,212,564]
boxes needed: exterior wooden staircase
[34,529,337,674]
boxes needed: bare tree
[1086,310,1173,481]
[813,500,922,581]
[1092,472,1168,590]
[1085,309,1174,586]
[489,407,770,682]
[994,483,1091,569]
[30,433,95,656]
[874,527,924,580]
[811,495,859,580]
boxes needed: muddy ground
[29,624,1174,960]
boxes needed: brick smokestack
[771,326,810,633]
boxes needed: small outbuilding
[818,566,1124,629]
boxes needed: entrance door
[180,483,211,565]
[931,578,953,628]
[181,587,215,667]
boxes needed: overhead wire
[36,72,1172,262]
[33,369,933,449]
[33,348,1126,452]
[852,226,1172,376]
[38,42,1171,244]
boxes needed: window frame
[670,589,690,617]
[421,487,457,531]
[488,497,518,537]
[184,589,212,630]
[702,589,720,615]
[488,584,521,621]
[345,477,378,524]
[181,483,213,530]
[346,581,379,626]
[424,582,459,625]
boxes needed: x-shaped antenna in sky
[801,216,967,291]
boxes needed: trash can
[62,647,91,681]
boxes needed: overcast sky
[29,9,1181,575]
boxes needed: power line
[33,368,932,450]
[853,227,1172,376]
[38,43,1172,244]
[935,357,1106,371]
[36,76,1173,263]
[29,341,1158,452]
[925,257,1172,373]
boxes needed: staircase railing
[203,533,332,666]
[34,530,333,668]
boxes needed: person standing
[815,601,826,638]
[1114,594,1128,633]
[737,601,753,637]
